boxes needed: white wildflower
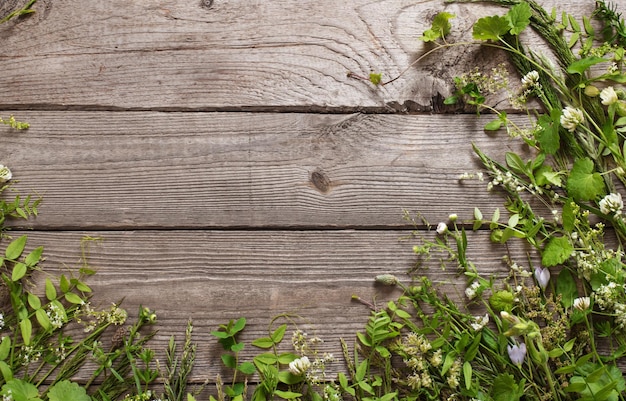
[465,281,481,300]
[599,192,623,216]
[600,86,619,105]
[470,314,489,331]
[560,107,584,132]
[288,356,311,375]
[436,222,448,235]
[0,165,11,183]
[521,70,540,90]
[573,296,591,311]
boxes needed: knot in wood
[311,169,331,194]
[200,0,214,9]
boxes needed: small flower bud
[435,222,448,235]
[534,267,550,290]
[584,85,600,97]
[288,356,311,375]
[375,274,399,286]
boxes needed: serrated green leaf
[231,342,245,353]
[506,1,531,35]
[1,379,40,401]
[473,15,511,41]
[5,235,27,260]
[536,111,561,154]
[47,380,91,401]
[567,158,605,201]
[492,373,523,401]
[422,12,455,42]
[542,236,573,267]
[221,354,237,369]
[237,361,256,375]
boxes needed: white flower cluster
[290,330,334,383]
[470,314,489,331]
[465,281,481,300]
[0,165,11,184]
[599,192,624,218]
[560,106,585,132]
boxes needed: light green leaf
[0,337,10,361]
[20,319,32,346]
[45,278,57,301]
[251,337,274,349]
[484,119,502,131]
[422,12,455,42]
[24,246,43,267]
[271,324,287,343]
[506,1,532,35]
[369,73,382,85]
[47,380,91,401]
[11,263,27,282]
[5,235,27,260]
[27,293,41,310]
[566,157,605,201]
[473,15,511,41]
[273,390,302,400]
[64,292,84,305]
[463,361,473,390]
[35,309,51,331]
[542,236,573,267]
[237,361,256,375]
[1,379,41,401]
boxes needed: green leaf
[24,246,43,267]
[0,337,10,361]
[12,263,27,282]
[536,112,561,154]
[422,12,455,42]
[64,292,84,305]
[59,274,70,293]
[20,319,32,346]
[27,293,41,310]
[251,337,274,349]
[253,352,278,366]
[567,158,605,201]
[277,352,298,364]
[277,371,304,385]
[48,380,91,401]
[45,278,57,301]
[473,15,511,41]
[542,236,573,267]
[491,373,523,401]
[35,309,51,331]
[1,379,41,401]
[567,56,608,75]
[230,342,245,353]
[232,317,246,334]
[237,362,256,375]
[5,235,27,260]
[221,354,237,369]
[484,119,502,131]
[505,152,527,175]
[369,73,382,85]
[506,1,531,35]
[273,390,302,400]
[271,324,287,343]
[463,361,473,390]
[0,361,12,382]
[556,269,578,308]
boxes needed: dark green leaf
[221,354,237,369]
[536,111,561,154]
[556,269,578,308]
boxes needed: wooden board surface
[18,229,529,383]
[0,0,618,394]
[0,0,599,111]
[3,111,533,229]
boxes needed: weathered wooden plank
[17,229,525,382]
[0,0,601,110]
[3,111,534,229]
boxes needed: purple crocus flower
[534,267,550,290]
[507,342,527,366]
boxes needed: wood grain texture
[3,111,535,229]
[17,229,530,382]
[0,0,600,111]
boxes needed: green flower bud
[584,85,600,97]
[375,274,399,286]
[490,290,514,312]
